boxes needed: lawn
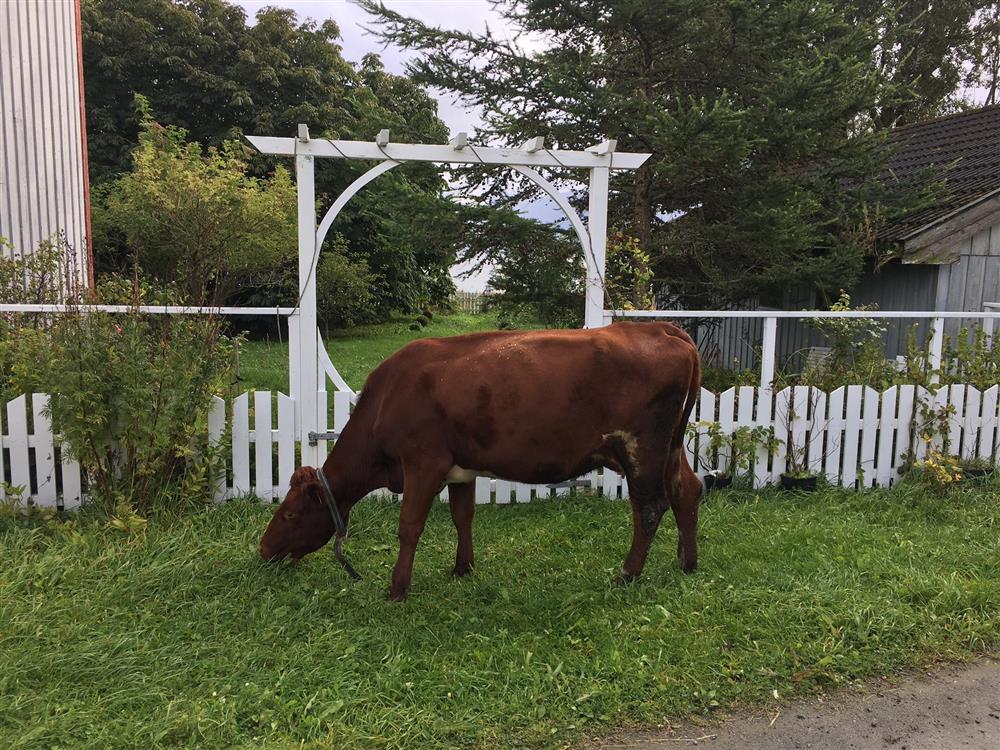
[235,312,507,393]
[2,483,999,749]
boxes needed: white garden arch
[247,125,651,465]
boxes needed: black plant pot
[780,473,818,492]
[704,474,733,492]
[960,466,993,479]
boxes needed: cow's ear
[289,466,315,488]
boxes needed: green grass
[236,312,506,393]
[2,483,999,749]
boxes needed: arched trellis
[247,125,650,464]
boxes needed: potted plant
[778,387,823,492]
[956,456,994,479]
[687,421,775,490]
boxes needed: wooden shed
[0,0,92,288]
[697,104,1000,371]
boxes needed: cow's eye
[284,511,297,520]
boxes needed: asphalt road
[593,659,1000,750]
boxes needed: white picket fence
[3,384,998,509]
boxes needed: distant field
[235,312,506,394]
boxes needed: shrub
[795,291,897,390]
[93,98,296,306]
[1,249,237,516]
[606,233,653,310]
[316,234,376,328]
[11,307,237,516]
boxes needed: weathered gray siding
[0,0,89,286]
[937,220,1000,340]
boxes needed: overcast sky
[233,1,519,135]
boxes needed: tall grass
[2,484,998,749]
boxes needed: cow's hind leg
[447,481,475,577]
[390,458,450,601]
[670,455,702,573]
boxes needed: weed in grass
[1,485,999,749]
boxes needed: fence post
[759,316,777,390]
[295,129,320,467]
[928,317,944,385]
[287,311,300,408]
[984,306,996,347]
[585,165,609,329]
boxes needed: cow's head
[258,467,342,561]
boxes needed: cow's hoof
[679,561,698,574]
[452,562,474,578]
[615,571,638,587]
[387,587,408,602]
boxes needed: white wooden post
[759,316,777,390]
[295,129,320,467]
[983,304,998,346]
[287,311,300,407]
[585,166,610,329]
[928,316,944,386]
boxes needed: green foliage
[481,218,584,328]
[10,309,235,516]
[794,291,898,391]
[687,421,776,479]
[0,235,81,306]
[83,0,460,317]
[0,239,84,402]
[93,107,296,305]
[844,0,985,127]
[362,0,953,308]
[316,234,376,329]
[941,326,1000,390]
[2,486,1000,748]
[606,234,652,310]
[1,245,235,515]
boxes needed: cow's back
[362,322,698,481]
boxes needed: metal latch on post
[307,431,340,446]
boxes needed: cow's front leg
[389,461,449,601]
[447,482,475,577]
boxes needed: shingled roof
[881,103,1000,248]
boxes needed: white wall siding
[0,0,89,287]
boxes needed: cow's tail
[664,329,702,504]
[664,327,701,454]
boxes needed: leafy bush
[12,309,236,516]
[487,234,584,328]
[793,291,898,390]
[1,247,236,516]
[606,233,653,310]
[93,98,296,306]
[316,234,376,328]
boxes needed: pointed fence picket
[979,386,999,462]
[0,393,82,508]
[6,381,1000,509]
[895,385,916,482]
[824,387,845,485]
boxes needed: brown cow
[259,321,702,600]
